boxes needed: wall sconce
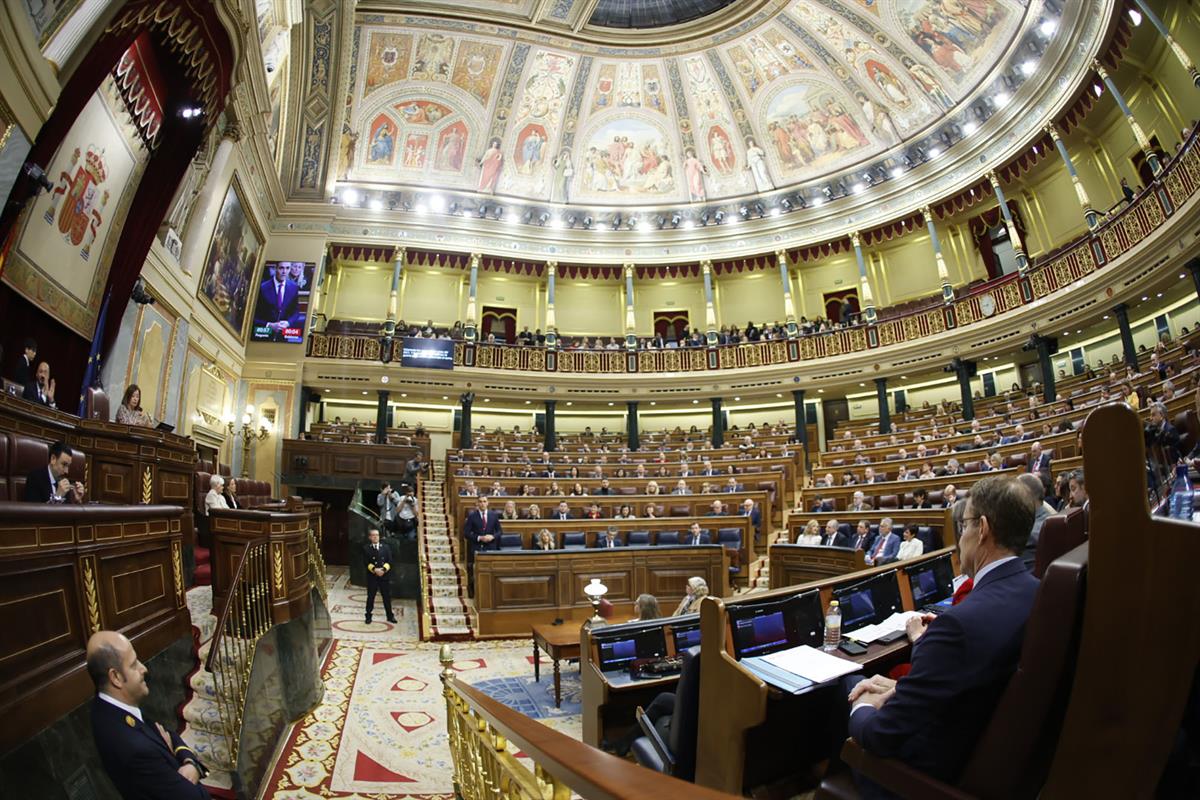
[583,578,608,630]
[226,403,271,478]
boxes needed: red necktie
[873,536,886,559]
[951,578,974,605]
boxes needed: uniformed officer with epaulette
[364,527,397,624]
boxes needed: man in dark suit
[463,496,502,594]
[254,262,304,339]
[844,475,1039,787]
[739,498,762,540]
[1027,440,1052,477]
[594,527,624,549]
[823,519,851,548]
[87,630,209,799]
[22,361,56,407]
[363,527,397,624]
[551,501,573,521]
[1145,401,1182,461]
[24,440,84,503]
[685,522,711,546]
[13,337,36,387]
[849,520,874,553]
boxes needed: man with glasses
[842,475,1039,785]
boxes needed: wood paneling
[209,507,316,626]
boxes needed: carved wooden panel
[99,549,172,630]
[94,460,135,504]
[494,574,556,606]
[332,456,365,474]
[0,561,79,682]
[158,470,191,502]
[571,570,632,603]
[374,457,409,475]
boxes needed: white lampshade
[583,578,607,599]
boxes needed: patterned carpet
[259,568,582,799]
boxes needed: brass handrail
[439,645,740,800]
[205,537,273,770]
[307,527,329,602]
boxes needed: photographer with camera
[377,482,401,535]
[395,483,419,539]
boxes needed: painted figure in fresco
[369,123,395,163]
[683,149,708,202]
[436,126,466,172]
[551,149,573,203]
[521,130,545,174]
[903,56,954,109]
[857,92,899,143]
[745,138,773,192]
[477,138,503,193]
[709,128,733,174]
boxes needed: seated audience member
[633,593,662,621]
[796,520,822,546]
[54,475,85,505]
[724,476,740,493]
[671,576,709,616]
[1068,469,1089,511]
[1145,401,1181,460]
[709,499,727,516]
[25,440,83,503]
[526,503,543,520]
[614,503,635,519]
[1016,473,1055,569]
[817,472,835,488]
[910,487,931,509]
[552,501,573,521]
[570,482,588,497]
[673,479,692,495]
[740,498,762,538]
[844,475,1038,786]
[459,479,479,497]
[848,490,873,512]
[942,484,958,507]
[535,528,556,550]
[1028,440,1052,476]
[501,500,519,520]
[13,337,36,387]
[864,518,899,566]
[585,503,603,520]
[685,521,710,546]
[898,524,925,560]
[22,361,56,407]
[823,519,850,548]
[116,384,156,426]
[204,474,228,516]
[87,630,210,798]
[595,527,623,548]
[596,478,615,495]
[645,480,662,496]
[222,478,240,510]
[850,520,873,552]
[644,503,661,519]
[547,480,563,495]
[862,467,879,484]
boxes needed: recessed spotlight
[368,198,383,211]
[900,375,908,380]
[775,393,782,398]
[442,396,448,400]
[692,399,699,404]
[1180,273,1187,279]
[506,210,520,225]
[638,219,653,232]
[1142,296,1149,301]
[341,188,360,206]
[962,121,978,136]
[1039,19,1057,37]
[650,401,656,406]
[566,401,572,406]
[1102,315,1109,320]
[1157,292,1163,298]
[381,375,389,384]
[525,400,531,404]
[928,147,942,159]
[993,92,1010,108]
[811,196,826,207]
[608,402,615,406]
[429,195,446,212]
[817,389,824,394]
[1076,329,1083,334]
[1020,60,1036,77]
[890,166,904,179]
[853,183,867,194]
[400,393,407,397]
[549,216,563,229]
[324,389,330,393]
[414,202,427,214]
[362,390,368,395]
[682,219,695,230]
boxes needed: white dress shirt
[98,691,143,723]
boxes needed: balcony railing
[307,134,1200,374]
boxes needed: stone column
[702,260,718,345]
[626,401,640,452]
[711,397,724,448]
[1095,60,1163,177]
[544,262,558,349]
[459,392,474,450]
[986,172,1030,273]
[851,232,876,324]
[464,253,480,341]
[1047,124,1100,230]
[385,247,405,334]
[375,391,390,445]
[1031,335,1058,403]
[1186,258,1200,306]
[875,378,891,435]
[792,389,809,477]
[544,400,557,452]
[624,264,637,350]
[1113,303,1138,371]
[1130,0,1200,88]
[778,249,799,337]
[921,206,954,304]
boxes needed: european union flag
[78,290,110,418]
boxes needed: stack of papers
[761,645,862,683]
[847,611,924,644]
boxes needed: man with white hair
[204,474,228,516]
[848,490,873,512]
[865,517,899,566]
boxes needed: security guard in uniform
[364,527,397,624]
[87,630,210,799]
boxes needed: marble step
[181,723,232,771]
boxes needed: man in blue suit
[685,521,711,546]
[739,498,762,541]
[88,630,209,799]
[844,475,1039,789]
[864,517,899,566]
[463,496,501,595]
[254,262,304,339]
[593,527,624,548]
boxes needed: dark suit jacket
[1027,452,1052,474]
[684,532,711,546]
[254,278,303,329]
[824,531,851,548]
[91,696,209,799]
[24,465,53,503]
[592,537,625,548]
[463,509,502,556]
[551,511,574,521]
[22,380,52,406]
[13,355,33,387]
[741,508,762,533]
[848,558,1039,784]
[363,542,392,580]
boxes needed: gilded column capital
[546,261,557,275]
[985,170,1002,188]
[624,263,634,278]
[850,231,862,249]
[469,253,481,270]
[393,246,406,265]
[1092,59,1110,80]
[920,205,935,222]
[1045,122,1062,141]
[701,259,713,272]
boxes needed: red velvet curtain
[481,306,517,343]
[968,200,1029,279]
[654,311,689,341]
[823,290,859,323]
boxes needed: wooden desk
[533,623,582,708]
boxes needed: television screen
[401,337,454,370]
[250,261,315,343]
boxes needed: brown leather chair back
[1033,507,1086,580]
[85,387,110,421]
[958,542,1089,798]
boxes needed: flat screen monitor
[904,554,955,608]
[250,261,316,343]
[596,627,667,672]
[671,624,701,652]
[400,337,454,370]
[832,571,903,632]
[729,590,823,660]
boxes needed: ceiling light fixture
[341,188,360,206]
[429,195,446,212]
[368,198,383,211]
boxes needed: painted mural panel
[195,176,265,343]
[578,118,675,198]
[762,82,870,177]
[894,0,1011,80]
[20,0,81,46]
[363,32,412,97]
[451,40,504,105]
[9,79,145,338]
[413,33,455,80]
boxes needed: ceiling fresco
[331,0,1028,208]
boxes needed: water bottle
[823,600,842,652]
[1169,463,1194,521]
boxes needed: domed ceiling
[334,0,1028,209]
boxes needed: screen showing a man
[252,261,314,343]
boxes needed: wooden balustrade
[209,507,315,626]
[0,503,190,753]
[280,438,425,489]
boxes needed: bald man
[87,630,209,799]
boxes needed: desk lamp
[583,578,608,630]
